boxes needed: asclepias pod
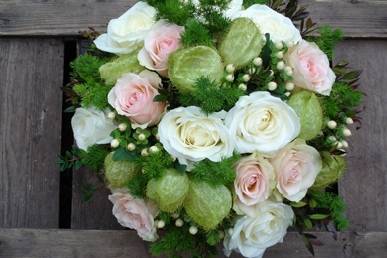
[146,168,189,213]
[311,152,346,191]
[104,152,141,189]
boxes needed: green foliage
[127,174,149,198]
[243,0,268,8]
[58,147,82,172]
[179,77,244,113]
[199,7,231,34]
[146,0,196,25]
[181,19,213,47]
[141,150,175,179]
[79,145,110,171]
[71,55,105,83]
[314,26,343,60]
[73,81,112,109]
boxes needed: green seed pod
[104,152,140,189]
[99,52,143,85]
[312,152,346,190]
[184,181,232,230]
[168,46,224,94]
[288,90,323,140]
[146,169,189,213]
[219,18,263,68]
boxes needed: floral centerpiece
[61,0,363,257]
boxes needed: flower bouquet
[63,0,363,257]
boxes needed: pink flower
[138,20,184,77]
[234,154,275,206]
[285,40,336,96]
[108,70,166,129]
[108,190,159,242]
[271,139,322,202]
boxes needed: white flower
[226,91,300,154]
[224,201,294,258]
[71,107,117,151]
[94,2,157,54]
[158,106,234,166]
[232,4,301,45]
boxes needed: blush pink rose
[108,70,166,129]
[271,139,322,202]
[234,154,275,206]
[138,20,184,77]
[108,190,159,242]
[285,40,336,96]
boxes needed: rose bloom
[271,139,322,202]
[285,40,336,96]
[108,190,159,242]
[158,106,234,167]
[234,154,275,206]
[224,201,294,258]
[138,20,184,77]
[108,70,166,129]
[94,2,157,54]
[225,91,300,154]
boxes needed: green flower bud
[312,152,346,190]
[184,181,232,230]
[288,90,323,140]
[99,52,143,85]
[219,18,263,68]
[104,152,140,188]
[146,169,189,213]
[168,46,224,94]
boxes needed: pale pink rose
[138,20,184,77]
[271,139,322,202]
[234,154,275,206]
[108,70,166,129]
[285,40,336,96]
[108,190,159,242]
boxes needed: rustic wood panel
[0,0,386,37]
[0,229,386,258]
[335,40,387,231]
[0,38,64,227]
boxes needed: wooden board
[0,38,64,228]
[0,229,386,258]
[335,40,387,232]
[0,0,386,37]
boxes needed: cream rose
[158,106,234,166]
[232,4,301,45]
[71,107,117,151]
[224,201,294,258]
[271,139,322,202]
[107,70,166,129]
[108,190,158,242]
[138,20,184,77]
[285,40,336,96]
[226,91,300,154]
[94,2,157,54]
[234,154,275,206]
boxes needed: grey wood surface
[0,38,64,228]
[0,229,386,258]
[335,40,387,232]
[0,0,386,37]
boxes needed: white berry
[346,117,354,125]
[107,112,116,119]
[276,51,284,59]
[149,146,159,153]
[141,148,149,157]
[226,74,234,82]
[275,42,284,50]
[138,133,146,141]
[268,81,277,91]
[341,140,349,148]
[327,120,337,129]
[284,66,293,76]
[226,64,235,74]
[285,82,295,91]
[238,83,247,91]
[118,123,127,132]
[327,136,337,143]
[157,220,165,229]
[343,128,352,137]
[277,61,285,70]
[110,139,120,148]
[253,57,263,66]
[127,143,136,151]
[285,92,291,97]
[189,226,198,235]
[175,219,184,227]
[242,74,251,82]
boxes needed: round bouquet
[64,0,363,257]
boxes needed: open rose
[108,70,166,129]
[271,139,322,202]
[234,154,275,206]
[285,40,336,96]
[138,20,184,77]
[108,190,158,242]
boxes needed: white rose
[71,107,117,151]
[158,106,234,166]
[232,4,301,45]
[226,91,300,154]
[94,2,157,54]
[224,201,294,258]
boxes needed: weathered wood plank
[0,38,64,227]
[0,0,386,37]
[335,40,387,232]
[0,229,386,258]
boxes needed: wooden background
[0,0,387,257]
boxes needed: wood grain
[335,40,387,231]
[0,229,386,258]
[0,0,386,37]
[0,38,64,228]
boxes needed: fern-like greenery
[313,26,343,61]
[73,82,112,109]
[181,19,213,47]
[243,0,268,8]
[146,0,196,25]
[79,145,110,171]
[71,55,105,83]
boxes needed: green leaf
[112,148,138,161]
[291,201,307,208]
[309,214,330,220]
